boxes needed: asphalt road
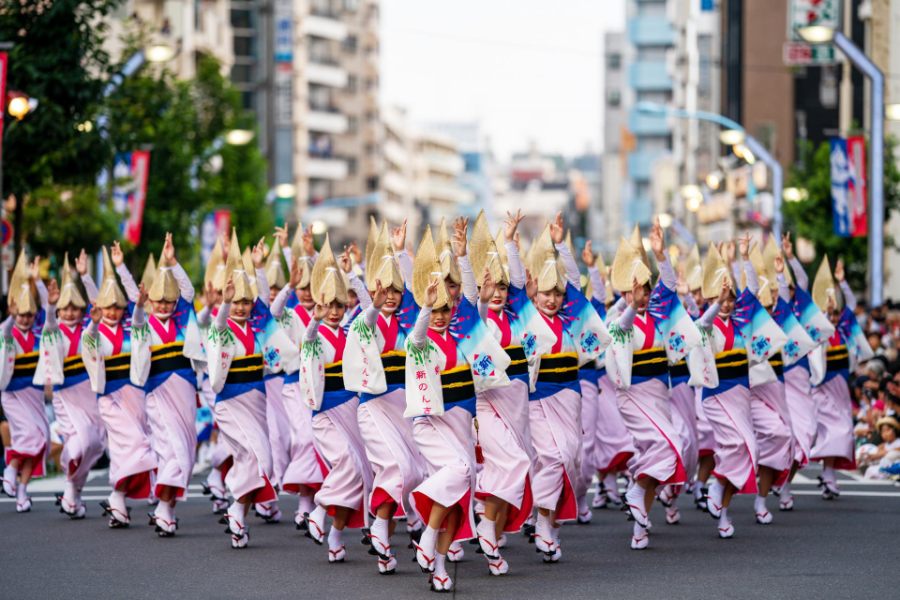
[1,468,898,600]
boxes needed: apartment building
[107,0,235,79]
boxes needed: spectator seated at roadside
[856,416,900,480]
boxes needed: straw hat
[57,253,87,309]
[701,242,734,300]
[412,226,450,310]
[610,236,652,293]
[437,218,462,285]
[310,234,349,305]
[95,247,129,309]
[469,210,508,286]
[226,230,255,302]
[528,225,566,293]
[812,255,842,312]
[8,251,38,314]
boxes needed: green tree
[0,0,118,254]
[23,184,119,256]
[104,47,270,280]
[783,138,900,292]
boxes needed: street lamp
[636,101,784,240]
[797,25,885,305]
[733,143,756,165]
[719,129,745,146]
[275,183,296,199]
[887,104,900,122]
[705,171,723,190]
[783,187,809,203]
[225,129,254,146]
[146,42,176,64]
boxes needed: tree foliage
[23,184,119,256]
[2,7,270,283]
[0,0,119,250]
[105,41,270,279]
[783,138,900,292]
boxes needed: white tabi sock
[604,473,619,495]
[108,489,127,514]
[154,499,173,522]
[328,525,344,550]
[718,507,729,527]
[550,523,561,544]
[434,552,448,577]
[781,482,791,496]
[17,481,28,502]
[297,494,314,517]
[63,480,77,505]
[207,467,224,491]
[226,500,246,528]
[754,495,767,514]
[371,516,390,541]
[633,521,644,538]
[419,526,438,555]
[822,466,836,483]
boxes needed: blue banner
[830,137,851,237]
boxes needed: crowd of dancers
[0,211,872,591]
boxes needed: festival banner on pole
[0,52,8,165]
[200,209,232,265]
[112,150,151,244]
[829,137,851,237]
[847,135,868,237]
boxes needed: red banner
[112,150,151,245]
[0,52,8,166]
[847,135,867,237]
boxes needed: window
[346,157,357,175]
[347,116,358,133]
[231,8,253,29]
[233,36,255,58]
[347,75,357,92]
[342,35,357,53]
[607,90,621,107]
[231,64,254,84]
[606,52,622,70]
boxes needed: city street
[2,468,898,600]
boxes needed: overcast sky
[380,0,626,161]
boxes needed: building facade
[623,0,675,231]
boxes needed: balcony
[627,150,665,182]
[383,139,409,169]
[424,152,464,176]
[306,62,348,87]
[303,15,348,41]
[307,157,349,180]
[382,171,410,197]
[426,180,469,204]
[307,109,349,134]
[629,61,672,91]
[627,15,675,46]
[628,109,670,136]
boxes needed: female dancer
[82,244,156,528]
[291,237,372,563]
[345,222,426,574]
[407,224,489,592]
[207,232,291,548]
[466,210,551,574]
[527,215,608,561]
[1,252,51,513]
[809,257,872,498]
[606,219,694,549]
[131,234,202,536]
[44,252,105,518]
